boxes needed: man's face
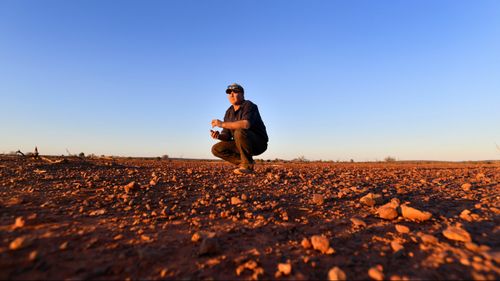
[227,91,244,106]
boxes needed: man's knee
[211,143,222,157]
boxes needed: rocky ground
[0,155,499,280]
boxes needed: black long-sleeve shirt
[221,100,268,142]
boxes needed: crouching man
[210,83,268,174]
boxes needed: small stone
[465,242,480,252]
[123,181,139,193]
[328,266,347,281]
[360,193,383,207]
[312,194,324,205]
[400,204,432,221]
[59,241,68,250]
[89,209,106,216]
[28,250,38,261]
[231,197,243,205]
[301,237,312,249]
[9,236,28,250]
[160,268,168,278]
[377,206,398,220]
[199,237,219,256]
[459,209,473,222]
[381,198,400,209]
[13,217,25,229]
[442,225,472,242]
[311,235,332,254]
[368,265,384,281]
[461,183,472,191]
[241,193,248,201]
[350,217,367,228]
[277,262,292,275]
[191,232,202,242]
[420,233,438,244]
[395,224,410,234]
[391,241,404,252]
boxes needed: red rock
[328,266,347,280]
[442,225,472,242]
[368,265,384,281]
[13,216,25,229]
[400,204,432,221]
[377,206,398,220]
[350,217,367,227]
[231,197,242,205]
[9,236,29,250]
[391,241,404,252]
[301,238,312,249]
[312,194,324,205]
[123,181,139,193]
[310,235,334,254]
[461,183,472,191]
[395,224,410,234]
[360,193,383,207]
[277,262,292,275]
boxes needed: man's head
[226,83,245,106]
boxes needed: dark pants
[211,129,267,167]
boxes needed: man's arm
[211,119,250,130]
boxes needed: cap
[226,83,244,94]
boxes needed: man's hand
[210,130,220,140]
[211,119,223,128]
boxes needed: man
[211,83,268,174]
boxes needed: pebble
[328,266,346,281]
[442,225,472,242]
[461,183,472,191]
[310,235,334,254]
[123,181,138,193]
[400,204,432,221]
[459,209,473,222]
[350,217,367,228]
[9,236,28,250]
[377,206,398,220]
[277,262,292,275]
[191,232,202,242]
[395,224,410,234]
[301,237,312,249]
[13,216,25,229]
[59,241,68,250]
[28,250,38,261]
[360,193,383,207]
[312,194,324,205]
[381,198,401,209]
[391,241,404,252]
[368,265,384,281]
[231,197,243,205]
[420,233,438,244]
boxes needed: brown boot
[233,164,254,175]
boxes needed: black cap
[226,83,244,94]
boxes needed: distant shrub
[384,156,396,162]
[292,156,309,163]
[79,152,85,158]
[161,154,169,160]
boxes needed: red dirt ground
[0,156,499,280]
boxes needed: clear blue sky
[1,0,499,161]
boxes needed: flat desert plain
[0,156,499,280]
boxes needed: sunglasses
[226,89,242,94]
